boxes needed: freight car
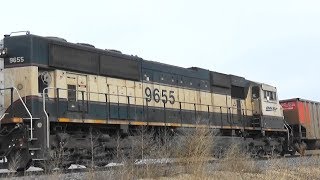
[280,98,320,155]
[0,32,292,171]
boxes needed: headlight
[0,48,7,57]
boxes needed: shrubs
[111,126,215,179]
[27,125,320,180]
[217,144,261,174]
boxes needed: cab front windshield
[252,86,260,99]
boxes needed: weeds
[218,144,261,174]
[16,124,320,180]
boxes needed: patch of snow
[135,158,175,165]
[105,162,123,167]
[0,169,12,173]
[26,166,43,171]
[69,164,86,169]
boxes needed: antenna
[4,31,30,38]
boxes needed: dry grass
[217,143,261,174]
[12,125,320,180]
[174,126,214,178]
[114,127,175,180]
[110,125,215,180]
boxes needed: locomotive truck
[0,32,296,171]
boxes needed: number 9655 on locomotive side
[144,87,175,104]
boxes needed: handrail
[284,120,293,136]
[42,87,51,148]
[283,120,293,150]
[0,113,8,129]
[0,113,8,120]
[41,87,257,132]
[0,87,34,139]
[40,87,255,113]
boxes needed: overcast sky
[1,0,320,101]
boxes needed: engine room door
[66,73,79,112]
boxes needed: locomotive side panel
[3,66,38,109]
[210,72,232,126]
[54,70,68,98]
[135,82,143,106]
[211,90,232,125]
[126,80,136,105]
[88,75,99,101]
[245,87,253,117]
[77,74,88,101]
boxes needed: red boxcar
[280,98,320,150]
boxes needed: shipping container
[280,98,320,140]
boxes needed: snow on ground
[0,158,181,173]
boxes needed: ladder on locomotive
[251,116,261,128]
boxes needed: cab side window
[264,90,277,101]
[38,71,52,94]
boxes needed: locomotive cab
[251,83,284,129]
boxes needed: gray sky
[2,0,320,101]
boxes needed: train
[0,32,313,171]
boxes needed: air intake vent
[77,43,95,48]
[106,49,122,54]
[46,36,67,42]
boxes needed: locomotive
[0,32,293,171]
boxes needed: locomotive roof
[3,33,276,89]
[40,34,142,60]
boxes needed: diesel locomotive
[0,32,293,171]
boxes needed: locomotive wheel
[8,149,32,172]
[257,150,265,158]
[290,150,296,156]
[294,142,307,156]
[40,162,55,173]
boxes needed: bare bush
[174,126,214,178]
[8,151,22,172]
[112,124,216,179]
[217,144,261,174]
[114,126,174,179]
